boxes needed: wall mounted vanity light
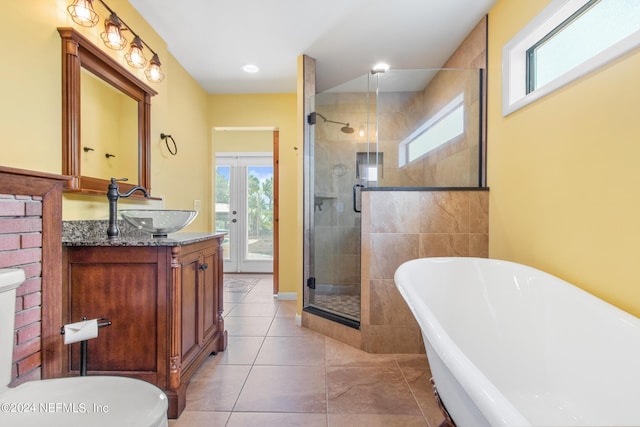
[66,0,165,83]
[145,54,165,82]
[67,0,99,27]
[100,13,127,50]
[125,36,147,68]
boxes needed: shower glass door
[304,66,485,326]
[304,73,379,325]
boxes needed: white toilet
[0,269,168,427]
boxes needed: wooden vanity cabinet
[176,241,220,379]
[61,236,227,418]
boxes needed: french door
[215,154,274,273]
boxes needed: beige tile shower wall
[408,70,481,187]
[312,17,486,191]
[378,17,487,188]
[360,189,489,353]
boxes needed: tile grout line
[394,356,433,427]
[177,277,442,426]
[224,274,277,425]
[324,336,330,424]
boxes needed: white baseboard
[295,314,302,326]
[276,292,297,301]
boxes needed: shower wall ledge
[304,188,489,353]
[363,186,489,191]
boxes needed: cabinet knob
[199,263,209,270]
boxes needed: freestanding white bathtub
[394,257,640,427]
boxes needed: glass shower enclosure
[303,68,485,326]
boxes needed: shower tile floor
[169,274,446,427]
[312,294,361,320]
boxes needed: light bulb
[107,29,120,45]
[130,50,143,65]
[101,14,127,50]
[75,4,90,21]
[149,65,160,80]
[67,0,99,27]
[125,37,147,68]
[145,54,165,83]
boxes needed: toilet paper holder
[60,317,112,376]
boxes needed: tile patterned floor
[169,274,446,427]
[311,294,361,320]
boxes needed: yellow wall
[209,94,301,295]
[213,130,273,153]
[151,53,212,230]
[2,0,65,174]
[488,0,640,316]
[1,0,211,231]
[1,0,301,299]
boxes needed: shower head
[308,112,354,134]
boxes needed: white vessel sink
[120,210,198,237]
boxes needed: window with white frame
[502,0,640,116]
[398,93,464,167]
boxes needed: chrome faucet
[107,178,150,238]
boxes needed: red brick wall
[0,194,43,385]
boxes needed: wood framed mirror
[58,27,157,196]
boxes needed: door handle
[199,263,209,270]
[353,184,364,213]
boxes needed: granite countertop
[62,220,226,247]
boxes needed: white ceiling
[128,0,496,94]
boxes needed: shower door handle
[353,184,364,213]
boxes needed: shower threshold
[303,305,360,329]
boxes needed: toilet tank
[0,269,26,390]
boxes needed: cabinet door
[201,246,219,344]
[63,246,166,384]
[180,251,200,369]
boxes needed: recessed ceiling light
[371,62,390,74]
[242,64,260,73]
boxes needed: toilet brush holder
[61,317,112,376]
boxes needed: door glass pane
[215,166,231,261]
[245,165,273,260]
